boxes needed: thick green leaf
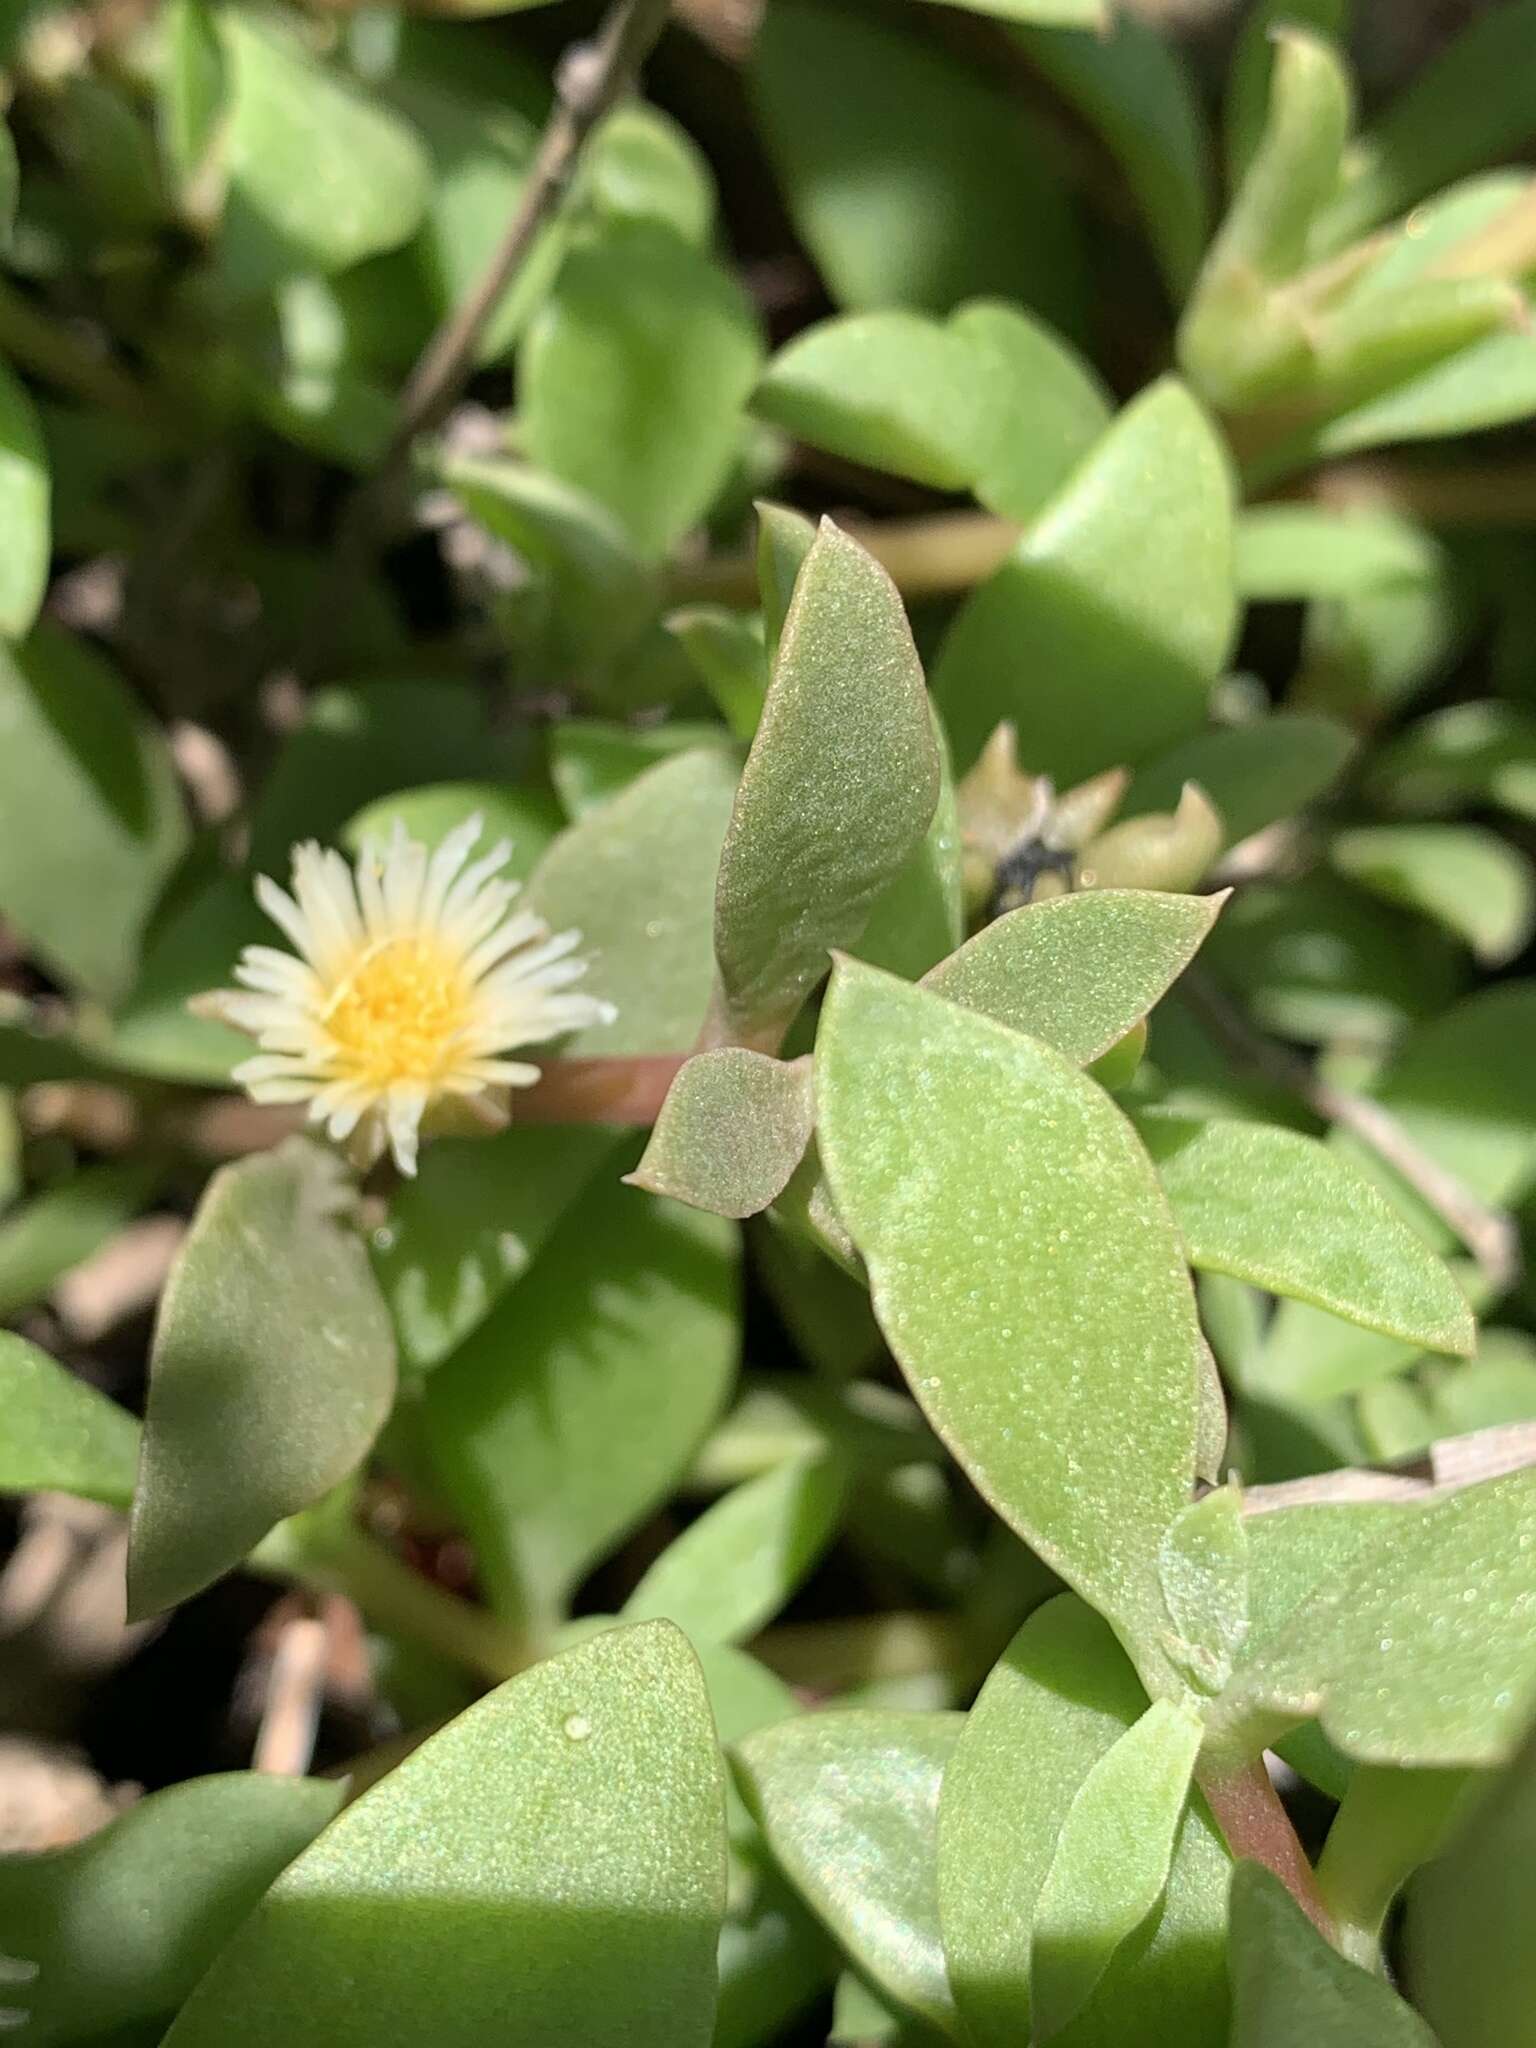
[752,0,1082,327]
[374,1125,619,1375]
[1224,0,1348,186]
[0,1159,163,1319]
[1217,1471,1536,1766]
[925,888,1221,1064]
[631,1050,815,1220]
[158,0,225,203]
[753,302,1108,522]
[1229,1863,1436,2045]
[218,11,428,286]
[923,0,1104,22]
[1013,13,1210,295]
[1320,0,1536,246]
[1124,717,1352,847]
[128,1140,396,1619]
[934,379,1236,780]
[756,502,817,662]
[1314,324,1536,456]
[1138,1113,1473,1356]
[734,1709,962,2033]
[1031,1700,1204,2040]
[0,115,16,240]
[584,103,715,247]
[1407,1723,1536,2048]
[622,1452,846,1644]
[163,1623,727,2048]
[0,1775,341,2048]
[854,711,963,983]
[524,747,739,1055]
[0,1330,140,1507]
[1430,1330,1536,1439]
[1235,508,1441,599]
[713,520,939,1047]
[423,1172,737,1637]
[0,357,49,638]
[1331,823,1536,965]
[817,961,1202,1660]
[667,605,767,743]
[938,1597,1232,2048]
[0,630,187,1002]
[522,220,762,559]
[1158,1487,1250,1696]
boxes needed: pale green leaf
[666,605,766,744]
[734,1709,962,2034]
[0,358,49,639]
[934,378,1236,780]
[219,12,429,286]
[0,629,187,1002]
[522,220,762,559]
[1314,326,1536,457]
[623,1452,846,1644]
[922,0,1105,23]
[1331,823,1536,965]
[1031,1700,1204,2040]
[0,1330,140,1507]
[631,1050,815,1220]
[925,888,1221,1064]
[128,1140,396,1619]
[1367,700,1536,822]
[752,0,1083,326]
[1138,1113,1473,1355]
[1229,1863,1437,2046]
[817,961,1202,1658]
[713,520,939,1046]
[949,300,1112,524]
[423,1172,737,1637]
[157,0,226,203]
[939,1597,1232,2048]
[549,720,729,819]
[524,747,739,1055]
[1235,508,1441,599]
[854,712,963,983]
[0,1774,342,2048]
[585,103,715,247]
[341,780,561,872]
[163,1622,727,2048]
[756,502,816,662]
[1158,1486,1250,1695]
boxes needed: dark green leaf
[1013,13,1210,295]
[0,630,187,1002]
[756,502,816,661]
[423,1172,737,1637]
[0,1330,140,1507]
[1124,717,1352,847]
[128,1140,396,1618]
[163,1623,727,2048]
[522,220,763,559]
[667,606,767,743]
[817,961,1202,1661]
[0,1774,342,2048]
[1367,700,1536,821]
[157,0,226,205]
[752,0,1083,327]
[1228,1863,1437,2046]
[549,720,730,820]
[631,1050,815,1220]
[713,520,939,1047]
[934,378,1236,780]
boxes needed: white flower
[195,815,615,1176]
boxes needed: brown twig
[1183,969,1522,1299]
[252,1615,330,1776]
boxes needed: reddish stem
[515,1054,685,1126]
[1198,1756,1335,1939]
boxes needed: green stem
[254,1511,535,1687]
[1314,1766,1471,1968]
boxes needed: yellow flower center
[321,934,474,1090]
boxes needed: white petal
[385,1084,427,1176]
[441,840,516,924]
[420,813,485,923]
[381,824,429,930]
[254,873,315,959]
[355,838,389,936]
[467,921,579,985]
[444,883,528,958]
